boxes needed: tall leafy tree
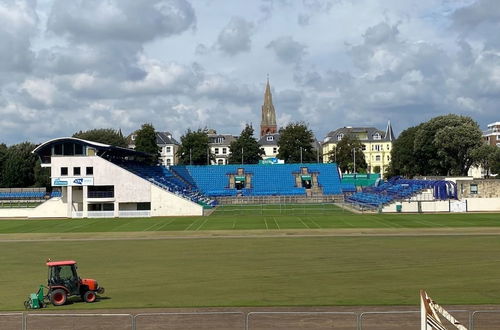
[1,142,38,187]
[73,128,127,147]
[277,122,316,163]
[177,129,213,165]
[134,123,160,164]
[0,143,7,186]
[385,125,421,178]
[473,145,500,178]
[228,125,264,164]
[413,114,483,176]
[491,148,500,176]
[328,135,367,173]
[34,159,51,188]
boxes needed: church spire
[260,77,277,137]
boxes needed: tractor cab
[46,260,104,306]
[48,261,79,295]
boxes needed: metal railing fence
[3,309,500,329]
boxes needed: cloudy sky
[1,0,499,145]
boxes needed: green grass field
[2,204,500,311]
[0,204,499,233]
[2,235,500,311]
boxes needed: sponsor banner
[235,175,246,182]
[52,177,94,186]
[259,157,284,165]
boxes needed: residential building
[208,129,237,165]
[259,133,280,159]
[322,121,395,174]
[483,122,500,147]
[127,131,180,166]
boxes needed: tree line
[386,114,500,178]
[1,114,499,188]
[0,122,317,188]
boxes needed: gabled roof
[156,132,179,146]
[259,133,280,146]
[208,133,237,146]
[325,125,394,143]
[385,120,395,141]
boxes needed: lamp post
[300,147,303,164]
[352,147,356,174]
[241,147,244,165]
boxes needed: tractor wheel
[50,289,67,306]
[83,291,96,303]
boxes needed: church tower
[260,78,278,137]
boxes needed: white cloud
[47,0,196,43]
[20,78,56,105]
[1,0,500,145]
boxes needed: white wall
[52,155,203,217]
[262,145,278,158]
[150,185,203,216]
[466,198,500,211]
[382,200,450,213]
[0,198,67,218]
[51,156,151,203]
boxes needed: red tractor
[46,260,105,306]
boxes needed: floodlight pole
[353,148,356,174]
[242,147,244,165]
[300,147,303,163]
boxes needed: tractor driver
[51,266,62,285]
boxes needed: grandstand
[0,137,347,219]
[346,177,457,210]
[120,163,216,207]
[0,188,61,201]
[171,163,343,197]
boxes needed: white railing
[87,211,114,218]
[118,210,151,218]
[72,211,84,218]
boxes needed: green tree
[413,114,483,176]
[34,161,51,188]
[471,144,499,178]
[277,122,316,163]
[177,129,213,165]
[73,128,127,147]
[228,125,264,164]
[0,143,7,186]
[134,123,160,164]
[1,142,38,187]
[329,135,367,173]
[385,125,421,178]
[490,148,500,176]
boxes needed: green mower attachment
[24,285,46,309]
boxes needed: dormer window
[266,136,274,141]
[373,133,381,140]
[337,133,344,141]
